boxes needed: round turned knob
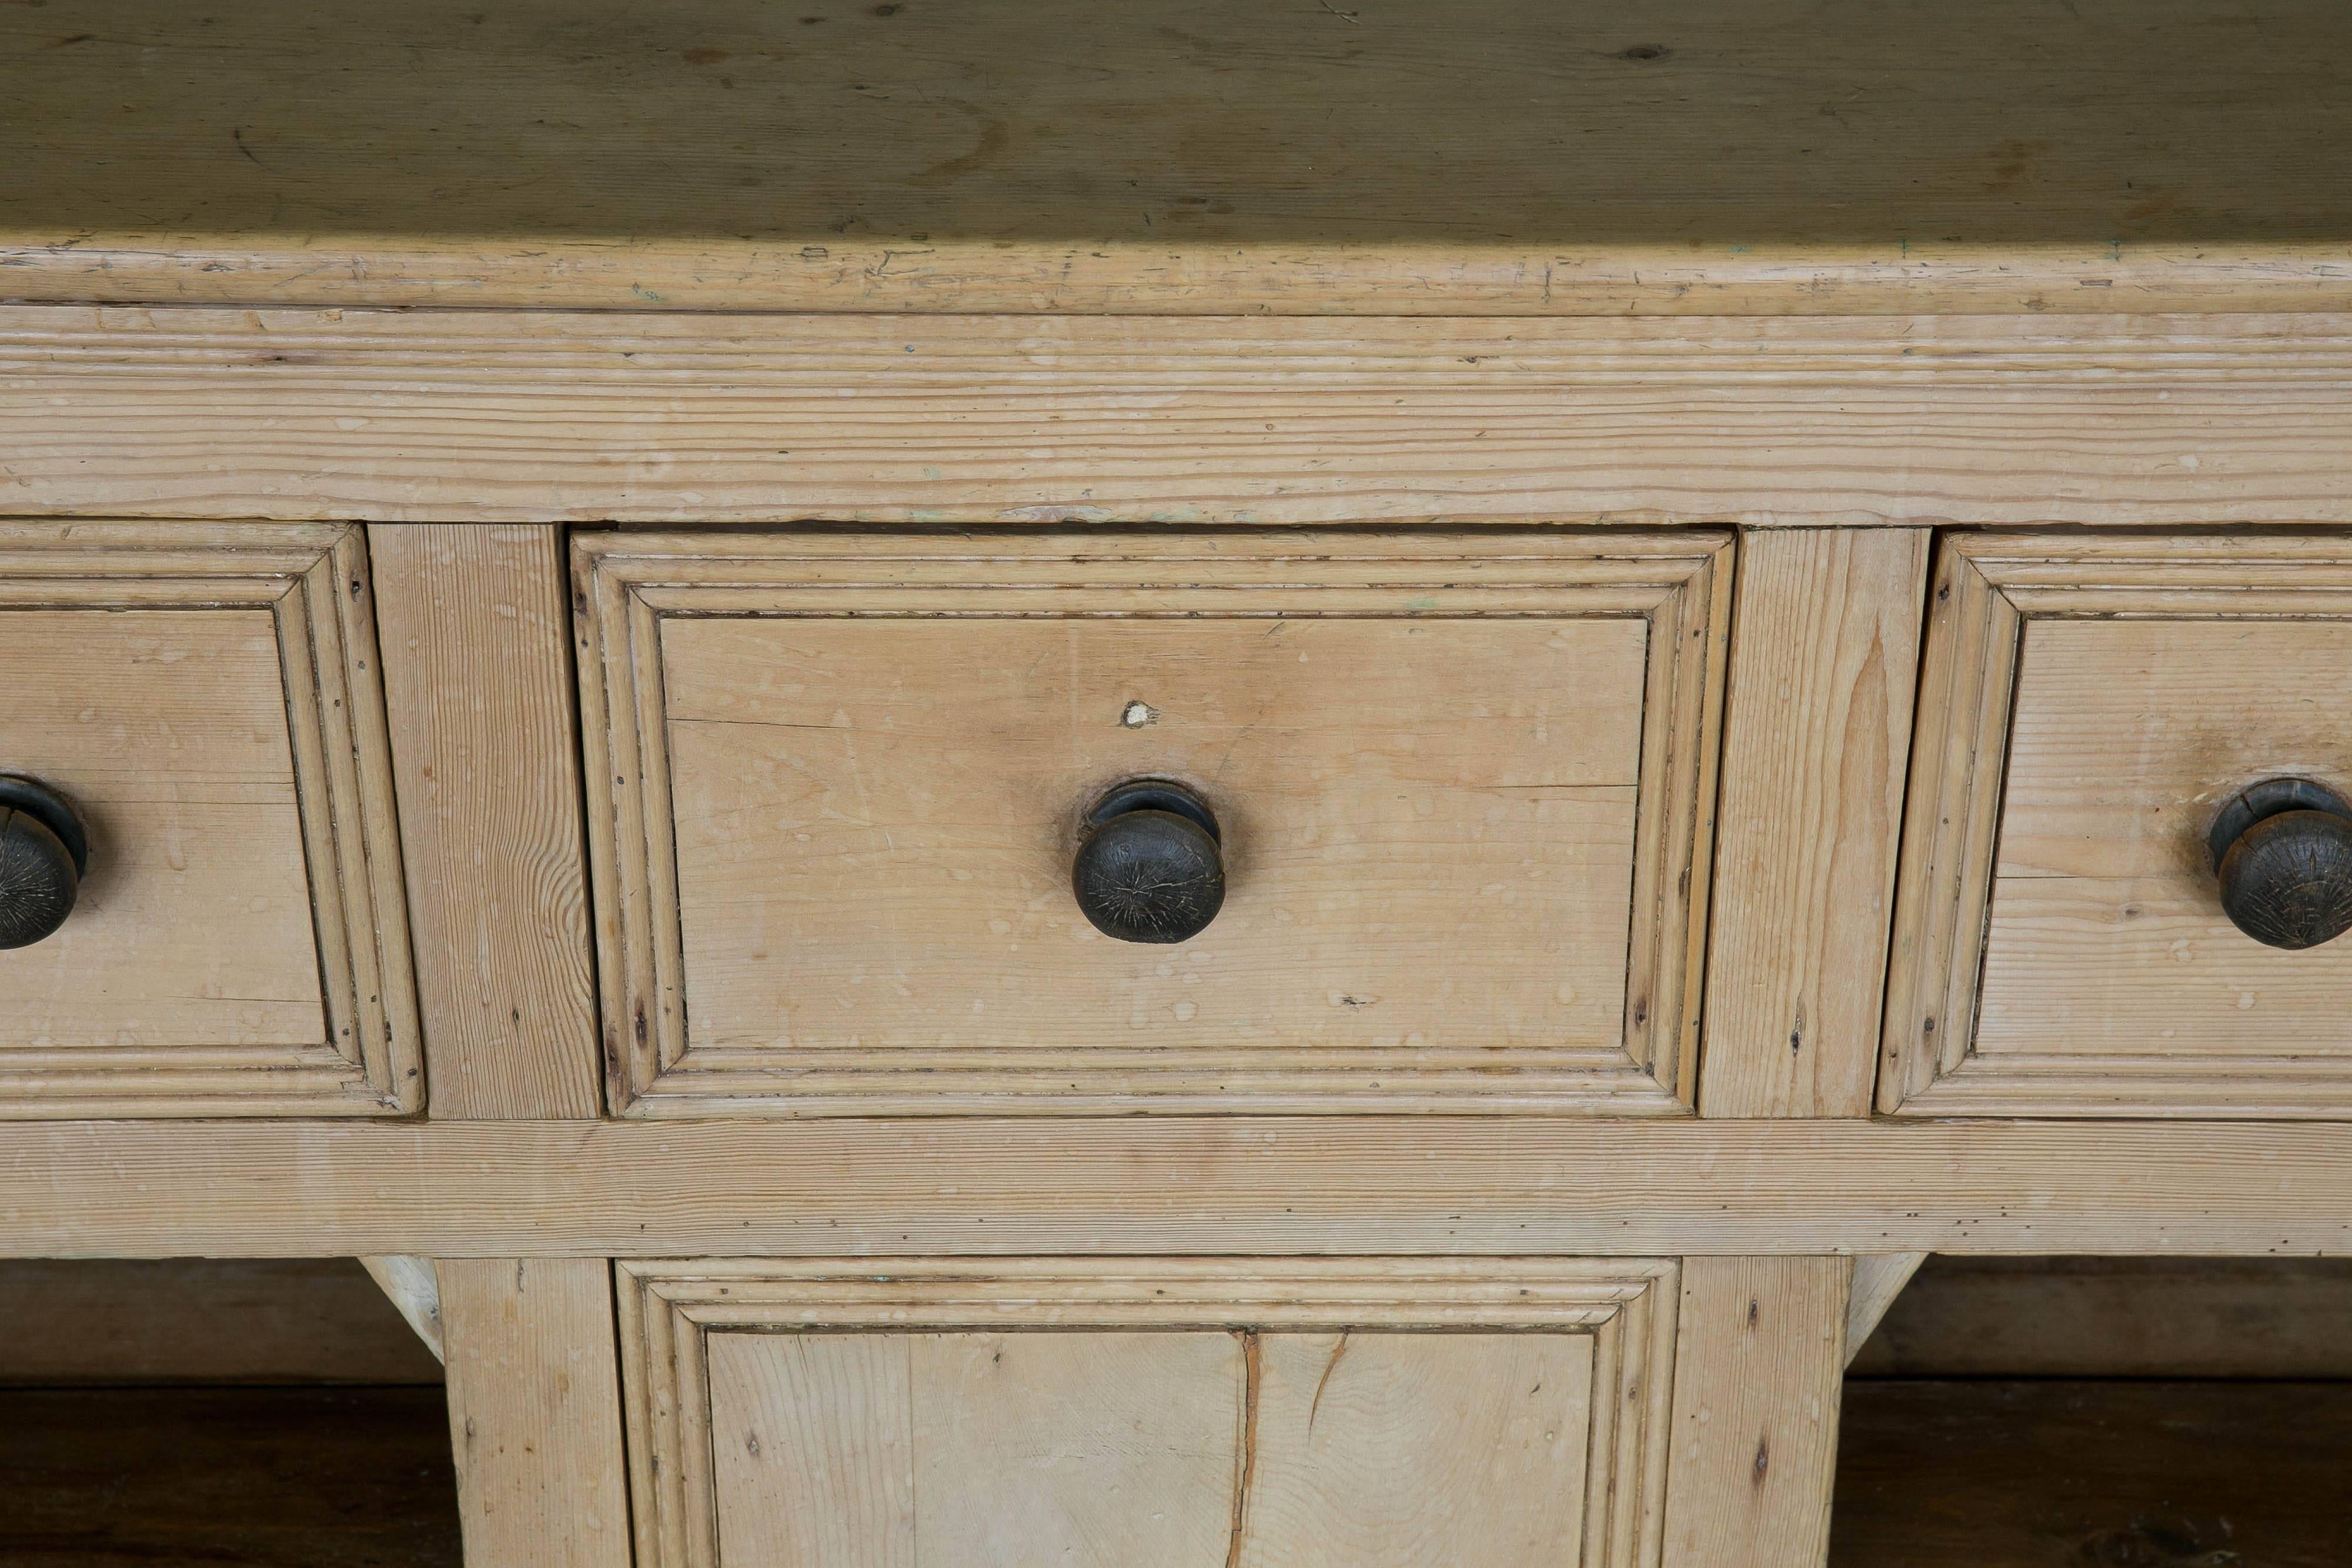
[1071,780,1224,944]
[2208,777,2352,951]
[0,774,89,951]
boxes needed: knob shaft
[1071,781,1224,944]
[2209,777,2352,951]
[0,774,89,951]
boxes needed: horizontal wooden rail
[8,307,2352,527]
[3,1118,2346,1259]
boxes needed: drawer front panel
[623,1260,1675,1568]
[574,530,1732,1115]
[2,608,322,1047]
[0,524,419,1116]
[1885,531,2352,1116]
[665,617,1641,1058]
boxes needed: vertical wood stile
[1661,1256,1849,1568]
[438,1258,633,1568]
[1701,529,1930,1117]
[372,524,600,1119]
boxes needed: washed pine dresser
[3,1,2350,1563]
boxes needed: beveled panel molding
[573,528,1732,1117]
[1884,530,2352,1118]
[619,1257,1679,1568]
[0,523,420,1116]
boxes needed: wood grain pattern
[13,1118,2352,1258]
[620,1259,1677,1568]
[14,307,2352,529]
[576,529,1729,1115]
[1662,1258,1848,1568]
[666,620,1639,1057]
[0,608,320,1045]
[0,523,420,1116]
[360,1255,446,1363]
[372,524,599,1119]
[707,1333,914,1568]
[5,0,2351,317]
[437,1258,632,1568]
[1700,529,1928,1118]
[1883,531,2352,1116]
[709,1331,1240,1568]
[1842,1255,1927,1369]
[1242,1333,1601,1568]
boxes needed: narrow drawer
[1885,531,2352,1116]
[0,524,417,1116]
[619,1258,1676,1568]
[572,529,1731,1115]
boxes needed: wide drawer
[619,1258,1677,1568]
[0,524,418,1116]
[1885,531,2352,1117]
[573,529,1730,1116]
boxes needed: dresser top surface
[5,0,2348,316]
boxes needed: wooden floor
[0,1386,461,1568]
[1,1376,2344,1566]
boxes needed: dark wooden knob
[0,774,89,951]
[1071,781,1224,944]
[2209,777,2352,951]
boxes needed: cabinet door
[621,1260,1678,1568]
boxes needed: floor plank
[0,1386,461,1568]
[3,1377,2347,1565]
[1832,1380,2352,1567]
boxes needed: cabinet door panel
[1242,1332,1594,1568]
[709,1330,1240,1568]
[623,1260,1679,1568]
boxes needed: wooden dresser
[4,2,2350,1563]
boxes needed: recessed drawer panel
[0,524,417,1116]
[620,1259,1676,1568]
[573,530,1731,1115]
[1885,531,2352,1116]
